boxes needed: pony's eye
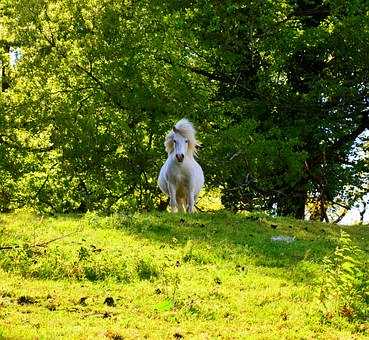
[185,140,188,143]
[173,140,176,144]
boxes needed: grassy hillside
[0,210,368,339]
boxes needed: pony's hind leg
[177,197,186,213]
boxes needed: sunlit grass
[0,210,368,339]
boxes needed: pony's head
[164,118,200,162]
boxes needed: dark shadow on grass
[113,211,347,284]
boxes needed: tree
[0,0,211,212]
[160,0,369,219]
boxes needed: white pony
[158,118,204,213]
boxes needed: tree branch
[0,227,82,251]
[308,111,369,169]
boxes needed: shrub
[320,231,369,321]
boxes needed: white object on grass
[271,236,296,243]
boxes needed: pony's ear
[173,126,179,133]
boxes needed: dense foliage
[0,0,368,218]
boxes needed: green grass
[0,210,368,339]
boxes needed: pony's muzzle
[176,154,184,162]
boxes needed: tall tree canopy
[0,0,368,220]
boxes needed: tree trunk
[1,43,10,92]
[277,184,307,219]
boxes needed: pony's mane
[165,118,200,156]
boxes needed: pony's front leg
[168,184,178,213]
[187,191,195,213]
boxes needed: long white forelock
[174,118,196,140]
